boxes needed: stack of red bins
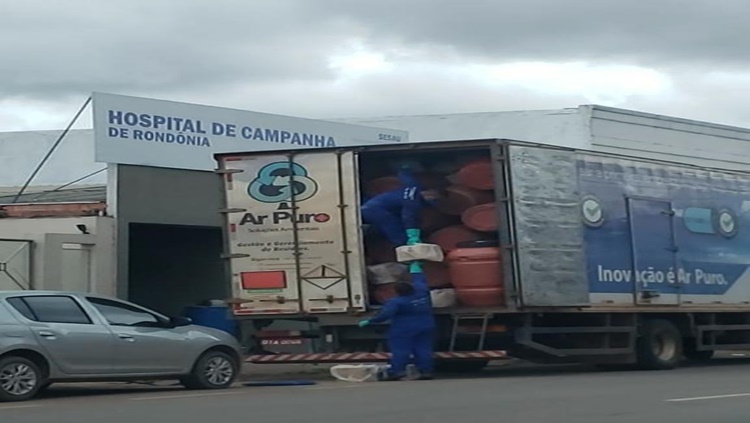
[363,156,503,306]
[447,241,504,307]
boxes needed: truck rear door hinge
[221,253,250,259]
[219,208,247,214]
[214,168,244,174]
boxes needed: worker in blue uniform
[361,166,440,246]
[359,261,436,380]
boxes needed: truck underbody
[241,308,750,371]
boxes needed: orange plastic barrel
[436,185,494,216]
[423,262,452,288]
[447,244,504,306]
[461,203,499,232]
[457,159,494,190]
[428,225,483,252]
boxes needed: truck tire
[0,356,43,402]
[636,319,682,370]
[181,351,239,390]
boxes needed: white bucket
[329,364,388,383]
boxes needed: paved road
[4,359,750,423]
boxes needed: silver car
[0,291,243,402]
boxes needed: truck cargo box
[216,139,750,316]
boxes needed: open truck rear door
[219,151,366,315]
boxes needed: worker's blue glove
[406,228,421,246]
[358,320,371,328]
[409,261,423,274]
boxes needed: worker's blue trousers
[387,328,436,376]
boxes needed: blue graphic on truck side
[578,156,750,297]
[248,162,318,203]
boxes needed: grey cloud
[0,1,348,98]
[115,64,750,131]
[2,0,750,132]
[320,0,750,67]
[617,70,750,127]
[182,66,591,119]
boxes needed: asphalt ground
[3,355,750,422]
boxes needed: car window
[87,298,161,327]
[9,296,92,325]
[6,297,36,321]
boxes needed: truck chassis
[240,307,750,371]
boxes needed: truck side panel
[509,145,590,307]
[580,153,750,306]
[221,152,366,315]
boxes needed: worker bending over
[359,262,436,381]
[361,166,441,246]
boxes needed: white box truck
[216,139,750,371]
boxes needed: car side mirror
[169,316,192,327]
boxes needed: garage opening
[128,223,227,317]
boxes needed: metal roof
[0,185,106,205]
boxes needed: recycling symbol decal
[248,162,319,204]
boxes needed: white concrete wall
[337,106,750,170]
[587,106,750,171]
[2,105,750,196]
[0,216,116,295]
[0,129,105,195]
[333,108,592,149]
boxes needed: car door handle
[38,331,56,339]
[117,334,135,341]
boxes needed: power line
[11,96,92,203]
[29,167,107,202]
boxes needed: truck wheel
[636,319,682,370]
[435,360,489,373]
[181,351,238,390]
[0,356,42,402]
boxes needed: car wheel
[0,357,42,402]
[182,351,238,390]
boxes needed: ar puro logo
[248,162,319,203]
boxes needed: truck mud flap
[246,351,509,364]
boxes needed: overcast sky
[2,0,750,131]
